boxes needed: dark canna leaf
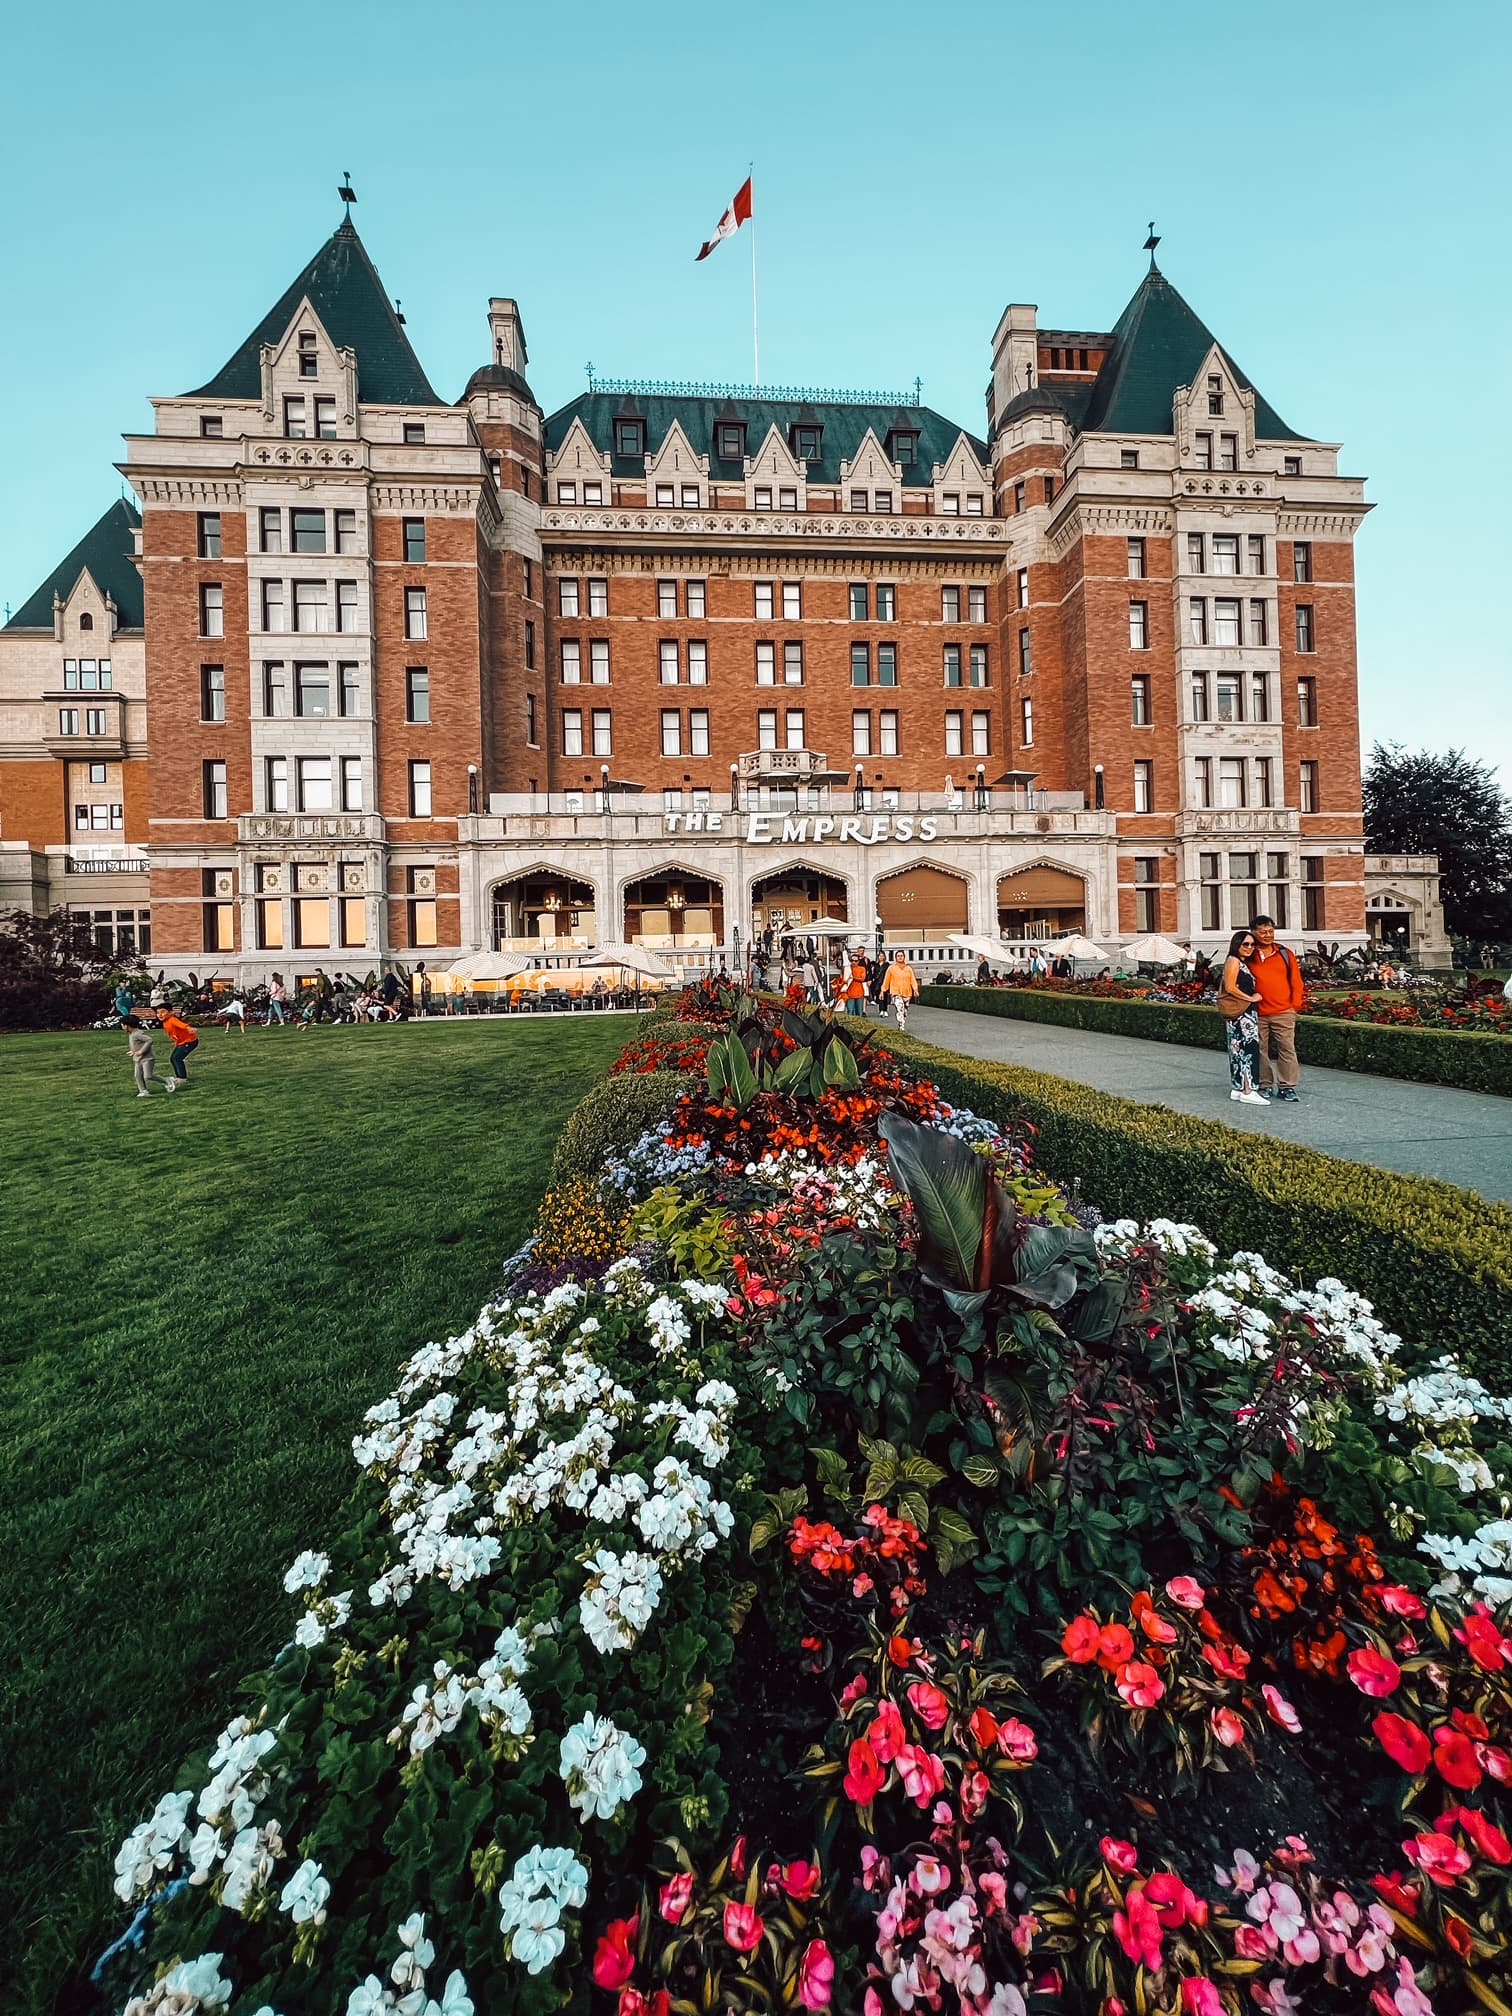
[879,1110,988,1295]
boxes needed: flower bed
[97,989,1512,2016]
[915,984,1512,1098]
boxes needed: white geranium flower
[346,1979,391,2016]
[279,1857,330,1925]
[558,1712,646,1821]
[162,1952,234,2006]
[282,1550,330,1593]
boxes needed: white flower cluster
[1095,1218,1218,1262]
[345,1912,474,2016]
[388,1634,534,1759]
[579,1547,664,1655]
[498,1845,589,1976]
[557,1711,647,1821]
[743,1149,900,1230]
[1421,1517,1512,1606]
[120,1951,235,2014]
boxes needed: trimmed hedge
[549,1065,687,1183]
[917,984,1512,1097]
[879,1030,1512,1389]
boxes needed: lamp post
[730,762,740,814]
[1094,763,1106,811]
[974,763,988,812]
[601,763,615,955]
[854,763,866,812]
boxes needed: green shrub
[881,1031,1512,1388]
[549,1067,686,1182]
[916,985,1512,1096]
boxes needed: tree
[1362,744,1512,939]
[0,907,141,1030]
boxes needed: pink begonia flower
[1402,1831,1471,1885]
[1347,1646,1402,1698]
[859,1846,891,1893]
[1099,1837,1140,1874]
[978,1871,1008,1917]
[797,1939,835,2011]
[897,1743,947,1809]
[1165,1575,1206,1609]
[658,1872,693,1925]
[985,1985,1027,2016]
[910,1855,950,1896]
[998,1717,1038,1761]
[1234,1923,1275,1961]
[1113,1885,1163,1969]
[1369,1957,1437,2016]
[1273,1837,1313,1871]
[1262,1685,1302,1733]
[1180,1979,1224,2016]
[1009,1910,1039,1957]
[1254,1982,1302,2016]
[960,1767,990,1823]
[906,1681,951,1732]
[1115,1661,1165,1708]
[1216,1848,1260,1895]
[869,1697,907,1763]
[1211,1707,1246,1748]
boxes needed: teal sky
[3,0,1508,781]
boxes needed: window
[88,761,107,783]
[524,620,536,670]
[407,869,438,949]
[200,584,223,638]
[1017,628,1032,677]
[526,693,538,746]
[284,396,306,438]
[1214,597,1242,646]
[1219,433,1238,471]
[944,645,963,687]
[1295,603,1315,653]
[1302,855,1325,931]
[657,579,677,619]
[1248,598,1269,646]
[592,709,613,757]
[1013,481,1026,513]
[1127,536,1146,580]
[757,708,778,750]
[971,711,991,756]
[262,661,289,716]
[942,586,961,622]
[1133,759,1154,813]
[1187,532,1206,575]
[403,423,426,446]
[879,710,899,756]
[874,489,893,514]
[851,644,870,687]
[689,708,710,756]
[341,756,363,812]
[852,710,872,756]
[755,581,774,619]
[782,580,802,619]
[85,707,107,736]
[294,663,330,718]
[198,512,222,559]
[590,640,610,685]
[293,579,328,633]
[681,485,701,508]
[340,892,365,947]
[1216,673,1242,723]
[850,583,869,621]
[1256,756,1274,808]
[966,585,987,624]
[562,710,584,757]
[260,508,282,554]
[204,759,229,819]
[783,642,804,684]
[717,423,745,461]
[1212,534,1239,575]
[406,667,430,723]
[559,578,580,618]
[687,641,708,685]
[685,579,705,618]
[778,487,798,511]
[293,896,330,949]
[200,415,223,438]
[966,493,985,516]
[257,892,284,951]
[556,481,577,504]
[879,644,899,686]
[1021,696,1034,745]
[944,711,964,757]
[1194,755,1213,807]
[1247,534,1266,575]
[753,486,773,510]
[1016,568,1030,609]
[1043,475,1056,504]
[876,583,896,621]
[1283,455,1302,477]
[1189,597,1209,646]
[655,483,674,506]
[58,708,79,735]
[298,330,318,377]
[560,640,582,685]
[1250,672,1270,722]
[1194,431,1212,470]
[1229,853,1258,927]
[1120,449,1139,469]
[849,489,868,512]
[336,579,359,632]
[1299,760,1320,813]
[942,493,960,516]
[1128,600,1149,649]
[614,419,644,459]
[205,886,236,951]
[1298,676,1318,727]
[660,641,680,685]
[785,708,806,749]
[405,587,428,640]
[1207,374,1224,416]
[1219,757,1247,808]
[1134,857,1160,933]
[1131,674,1151,725]
[756,643,775,685]
[1293,541,1312,584]
[1199,851,1222,931]
[409,762,432,817]
[314,397,336,439]
[660,710,681,757]
[402,518,426,564]
[201,664,225,722]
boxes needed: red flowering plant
[609,1028,714,1076]
[785,1503,931,1639]
[1232,1480,1401,1682]
[1043,1577,1305,1780]
[590,1833,840,2013]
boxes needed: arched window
[79,612,94,631]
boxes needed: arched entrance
[1367,893,1416,952]
[750,868,848,937]
[876,863,969,941]
[623,870,725,948]
[490,871,597,949]
[997,864,1086,939]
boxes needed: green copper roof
[5,499,143,631]
[1080,266,1305,441]
[185,218,445,408]
[544,393,987,487]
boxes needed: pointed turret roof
[185,218,446,408]
[5,499,143,631]
[1080,265,1304,441]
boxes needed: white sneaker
[137,1091,150,1098]
[166,1080,179,1092]
[1231,1089,1269,1105]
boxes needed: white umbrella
[1120,934,1188,967]
[1047,934,1107,963]
[802,918,863,939]
[578,942,678,981]
[949,934,1021,966]
[447,948,539,982]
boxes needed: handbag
[1215,988,1250,1019]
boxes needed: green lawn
[0,1017,626,2014]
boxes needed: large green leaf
[770,1045,814,1093]
[709,1032,758,1112]
[821,1039,861,1091]
[1071,1275,1129,1345]
[878,1111,988,1294]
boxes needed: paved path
[905,1005,1512,1205]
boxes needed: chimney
[990,303,1039,434]
[487,298,528,374]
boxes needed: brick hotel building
[0,214,1449,974]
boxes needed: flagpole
[749,166,760,388]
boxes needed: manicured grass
[0,1017,627,2015]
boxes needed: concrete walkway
[904,1004,1512,1205]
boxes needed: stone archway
[1367,892,1417,952]
[623,867,725,947]
[489,869,598,949]
[875,862,970,941]
[750,865,849,937]
[996,863,1087,938]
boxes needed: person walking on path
[313,968,334,1022]
[125,1015,176,1097]
[842,954,868,1018]
[879,949,921,1032]
[1219,930,1267,1105]
[1245,914,1306,1102]
[159,1008,200,1082]
[416,962,432,1017]
[800,957,822,1006]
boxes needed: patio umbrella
[949,934,1021,966]
[803,918,863,939]
[1120,934,1188,967]
[1046,934,1107,963]
[578,942,678,981]
[446,948,539,983]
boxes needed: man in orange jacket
[1245,914,1306,1101]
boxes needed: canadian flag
[695,177,753,261]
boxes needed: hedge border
[878,1029,1512,1388]
[916,985,1512,1097]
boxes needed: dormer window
[889,430,919,467]
[791,423,822,463]
[200,416,223,438]
[1207,373,1224,416]
[614,418,645,460]
[298,331,318,379]
[79,612,94,632]
[717,422,746,462]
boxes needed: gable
[5,499,143,631]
